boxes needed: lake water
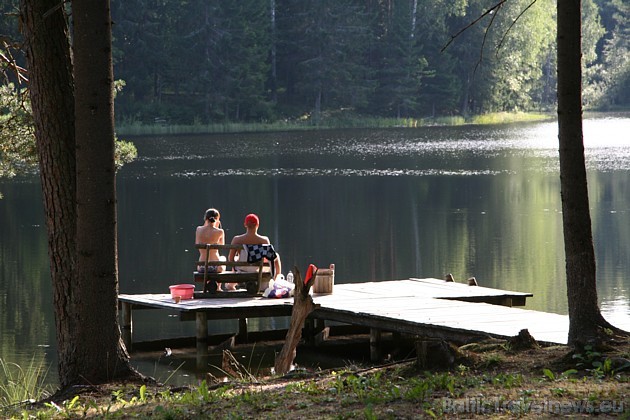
[1,115,629,385]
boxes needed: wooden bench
[193,244,273,296]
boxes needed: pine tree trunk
[20,0,79,388]
[73,0,134,381]
[314,87,322,125]
[557,0,617,347]
[270,0,278,103]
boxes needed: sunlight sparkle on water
[174,168,509,177]
[601,292,630,331]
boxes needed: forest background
[2,0,629,130]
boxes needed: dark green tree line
[277,0,374,123]
[105,0,625,125]
[368,0,429,118]
[587,0,629,108]
[5,0,626,127]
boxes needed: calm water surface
[1,115,629,385]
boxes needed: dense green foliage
[106,0,627,125]
[0,81,137,178]
[1,55,136,179]
[586,0,630,109]
[2,0,629,128]
[0,82,137,178]
[0,84,36,178]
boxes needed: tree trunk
[274,266,318,375]
[73,0,135,382]
[557,0,621,347]
[314,87,322,125]
[270,0,277,103]
[410,0,418,38]
[20,0,78,388]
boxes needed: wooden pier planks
[311,285,567,344]
[118,278,568,347]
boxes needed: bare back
[230,231,270,246]
[228,229,269,262]
[196,225,224,261]
[228,214,282,276]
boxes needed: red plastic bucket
[169,284,195,300]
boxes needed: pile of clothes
[262,264,317,298]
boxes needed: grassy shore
[115,112,553,137]
[3,337,629,419]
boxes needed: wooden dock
[118,277,569,359]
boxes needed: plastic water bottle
[286,271,294,283]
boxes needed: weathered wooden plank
[119,293,292,309]
[311,295,568,344]
[310,307,497,343]
[340,279,531,298]
[410,277,532,295]
[118,278,571,348]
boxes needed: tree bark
[21,0,137,387]
[274,266,318,375]
[270,0,278,103]
[557,0,621,347]
[73,0,135,382]
[20,0,79,388]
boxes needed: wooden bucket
[313,264,335,294]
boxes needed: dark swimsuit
[197,265,218,273]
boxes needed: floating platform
[118,277,569,359]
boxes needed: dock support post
[196,312,208,356]
[313,319,328,346]
[304,318,315,345]
[315,319,326,332]
[415,339,457,369]
[237,318,248,343]
[121,302,132,351]
[416,340,429,369]
[370,328,382,362]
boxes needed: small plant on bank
[541,367,578,382]
[572,345,617,378]
[404,378,432,401]
[550,387,570,397]
[426,372,456,395]
[481,353,504,368]
[0,357,52,410]
[285,380,321,395]
[491,372,523,389]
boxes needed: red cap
[244,213,259,227]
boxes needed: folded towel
[244,244,278,277]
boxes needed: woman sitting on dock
[195,208,226,275]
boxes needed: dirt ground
[14,334,630,419]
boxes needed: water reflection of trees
[0,182,55,375]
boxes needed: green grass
[115,112,556,136]
[469,111,552,125]
[3,355,629,419]
[117,120,311,136]
[0,357,53,409]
